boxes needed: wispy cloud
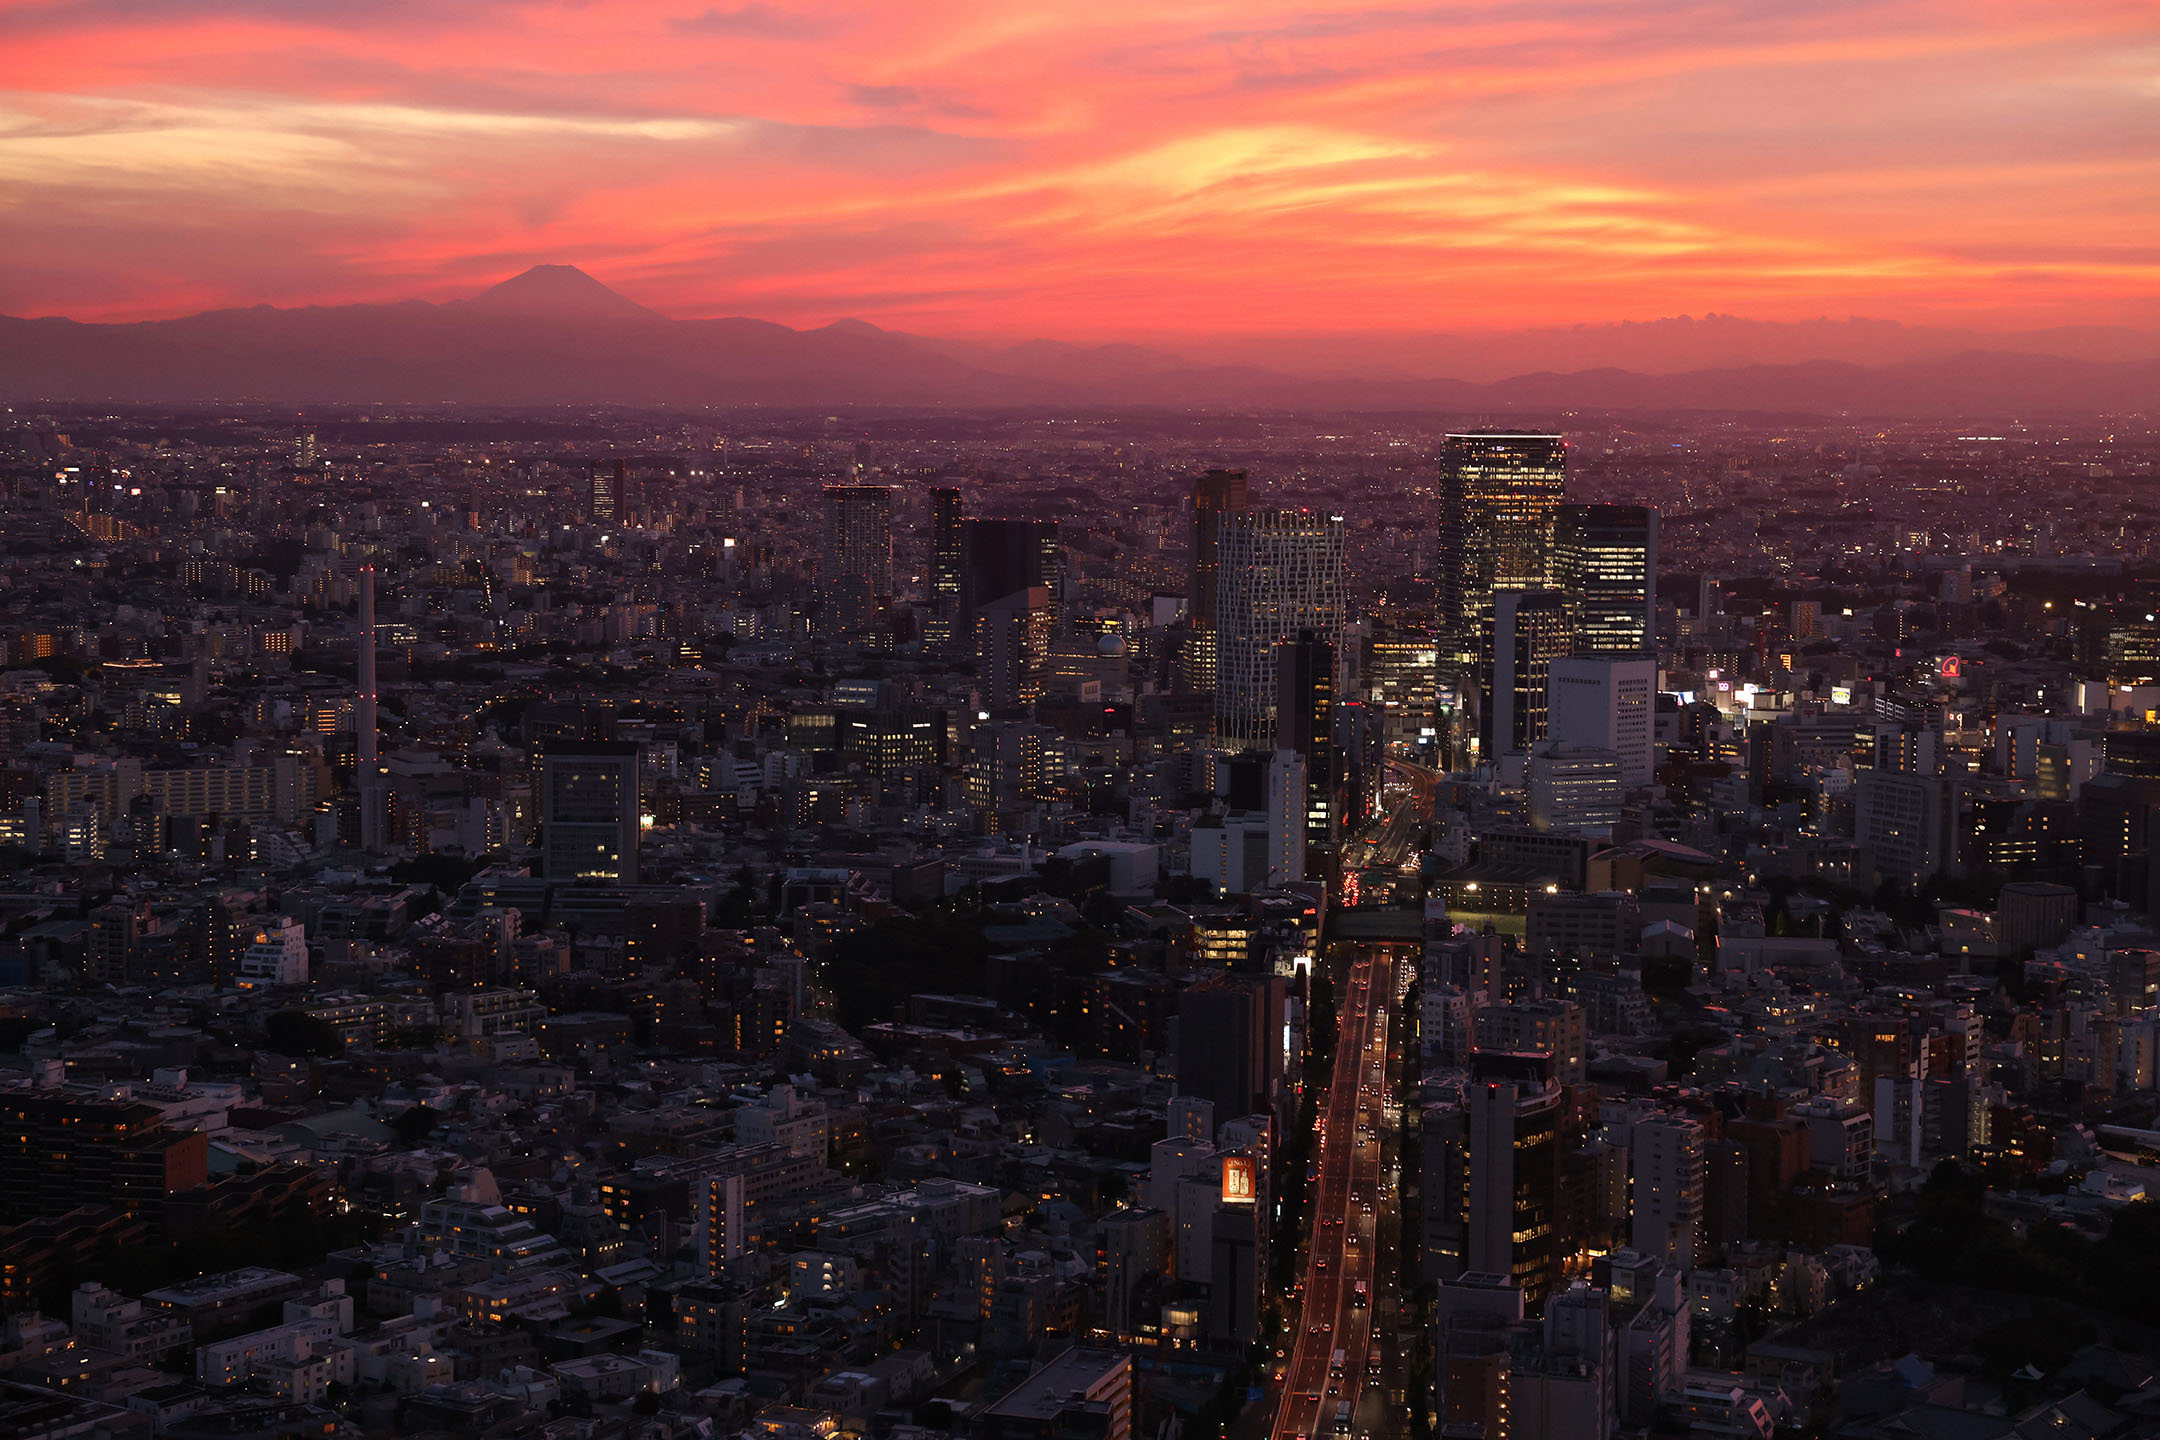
[0,0,2153,331]
[672,4,819,38]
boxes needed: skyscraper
[1427,1055,1565,1307]
[929,486,965,603]
[356,563,378,769]
[1548,655,1658,786]
[1438,432,1568,760]
[1630,1114,1705,1269]
[356,563,388,854]
[1363,623,1440,761]
[1491,590,1574,756]
[823,484,895,600]
[1275,629,1337,848]
[1188,468,1250,691]
[975,586,1051,711]
[541,742,641,882]
[965,718,1043,811]
[1175,973,1282,1122]
[1264,749,1308,886]
[1214,510,1346,752]
[1553,504,1658,655]
[960,518,1058,624]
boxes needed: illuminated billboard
[1220,1154,1257,1205]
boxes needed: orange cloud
[1,0,2156,334]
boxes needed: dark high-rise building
[929,486,965,603]
[2104,728,2160,780]
[1175,974,1279,1123]
[1189,468,1250,690]
[1553,503,1658,655]
[960,518,1058,623]
[959,518,1058,702]
[357,562,386,854]
[589,460,624,525]
[2076,729,2160,884]
[1096,1207,1171,1333]
[824,484,895,600]
[1438,432,1567,760]
[190,896,247,988]
[1333,696,1382,834]
[1275,629,1337,847]
[541,742,642,883]
[1425,1053,1565,1307]
[126,792,166,856]
[1492,590,1575,755]
[1206,1199,1264,1347]
[86,900,143,985]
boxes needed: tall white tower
[357,564,388,853]
[1213,510,1345,752]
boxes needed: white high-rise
[1528,742,1624,836]
[1214,510,1346,752]
[1548,655,1658,786]
[356,563,388,854]
[1265,749,1308,887]
[236,917,309,988]
[1629,1113,1704,1268]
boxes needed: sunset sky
[2,0,2157,338]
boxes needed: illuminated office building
[1553,504,1657,655]
[1438,432,1568,761]
[1491,590,1574,757]
[1364,625,1440,760]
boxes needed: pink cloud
[0,0,2155,332]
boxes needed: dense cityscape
[0,401,2158,1440]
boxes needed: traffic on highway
[1270,948,1398,1440]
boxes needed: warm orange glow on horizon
[1,0,2156,342]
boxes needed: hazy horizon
[11,264,2160,391]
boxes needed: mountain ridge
[3,266,2156,416]
[457,263,662,320]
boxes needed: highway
[1340,762,1436,889]
[1271,945,1397,1440]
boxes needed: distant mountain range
[3,265,2156,417]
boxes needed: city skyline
[2,394,2158,1440]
